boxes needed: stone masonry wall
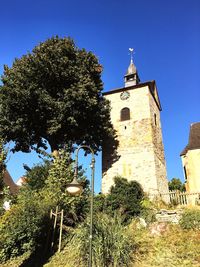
[148,93,169,195]
[102,84,169,196]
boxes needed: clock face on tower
[120,91,130,100]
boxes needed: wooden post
[58,209,64,252]
[50,209,53,219]
[44,209,53,256]
[51,206,58,250]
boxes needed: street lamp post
[66,145,95,267]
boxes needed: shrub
[106,176,144,222]
[0,192,50,262]
[140,198,156,224]
[93,193,107,213]
[0,149,89,263]
[180,208,200,230]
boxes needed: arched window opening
[121,107,130,121]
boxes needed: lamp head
[66,177,83,196]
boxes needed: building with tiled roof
[3,170,19,194]
[16,176,27,186]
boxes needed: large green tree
[0,36,115,153]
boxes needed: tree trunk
[49,140,59,158]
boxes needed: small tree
[106,176,144,222]
[168,178,185,192]
[24,161,51,191]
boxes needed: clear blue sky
[1,0,200,193]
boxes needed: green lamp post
[66,145,95,267]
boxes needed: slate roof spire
[124,48,140,87]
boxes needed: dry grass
[44,223,200,267]
[43,246,85,267]
[0,252,31,267]
[132,224,200,267]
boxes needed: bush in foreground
[0,150,89,264]
[0,193,49,262]
[180,208,200,230]
[96,176,144,223]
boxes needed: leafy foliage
[0,36,115,153]
[0,191,50,262]
[0,149,89,263]
[106,176,144,222]
[180,208,200,230]
[0,138,12,216]
[168,178,185,192]
[25,160,50,190]
[0,138,6,191]
[42,150,89,226]
[140,198,157,224]
[93,193,107,213]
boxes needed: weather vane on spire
[129,48,134,63]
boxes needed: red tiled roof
[3,170,19,194]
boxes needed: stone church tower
[102,54,169,196]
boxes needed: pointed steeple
[124,48,140,87]
[127,58,137,74]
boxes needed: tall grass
[64,212,136,267]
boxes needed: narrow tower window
[121,107,130,121]
[154,113,157,126]
[184,166,188,181]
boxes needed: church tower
[102,51,169,197]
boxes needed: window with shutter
[121,107,130,121]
